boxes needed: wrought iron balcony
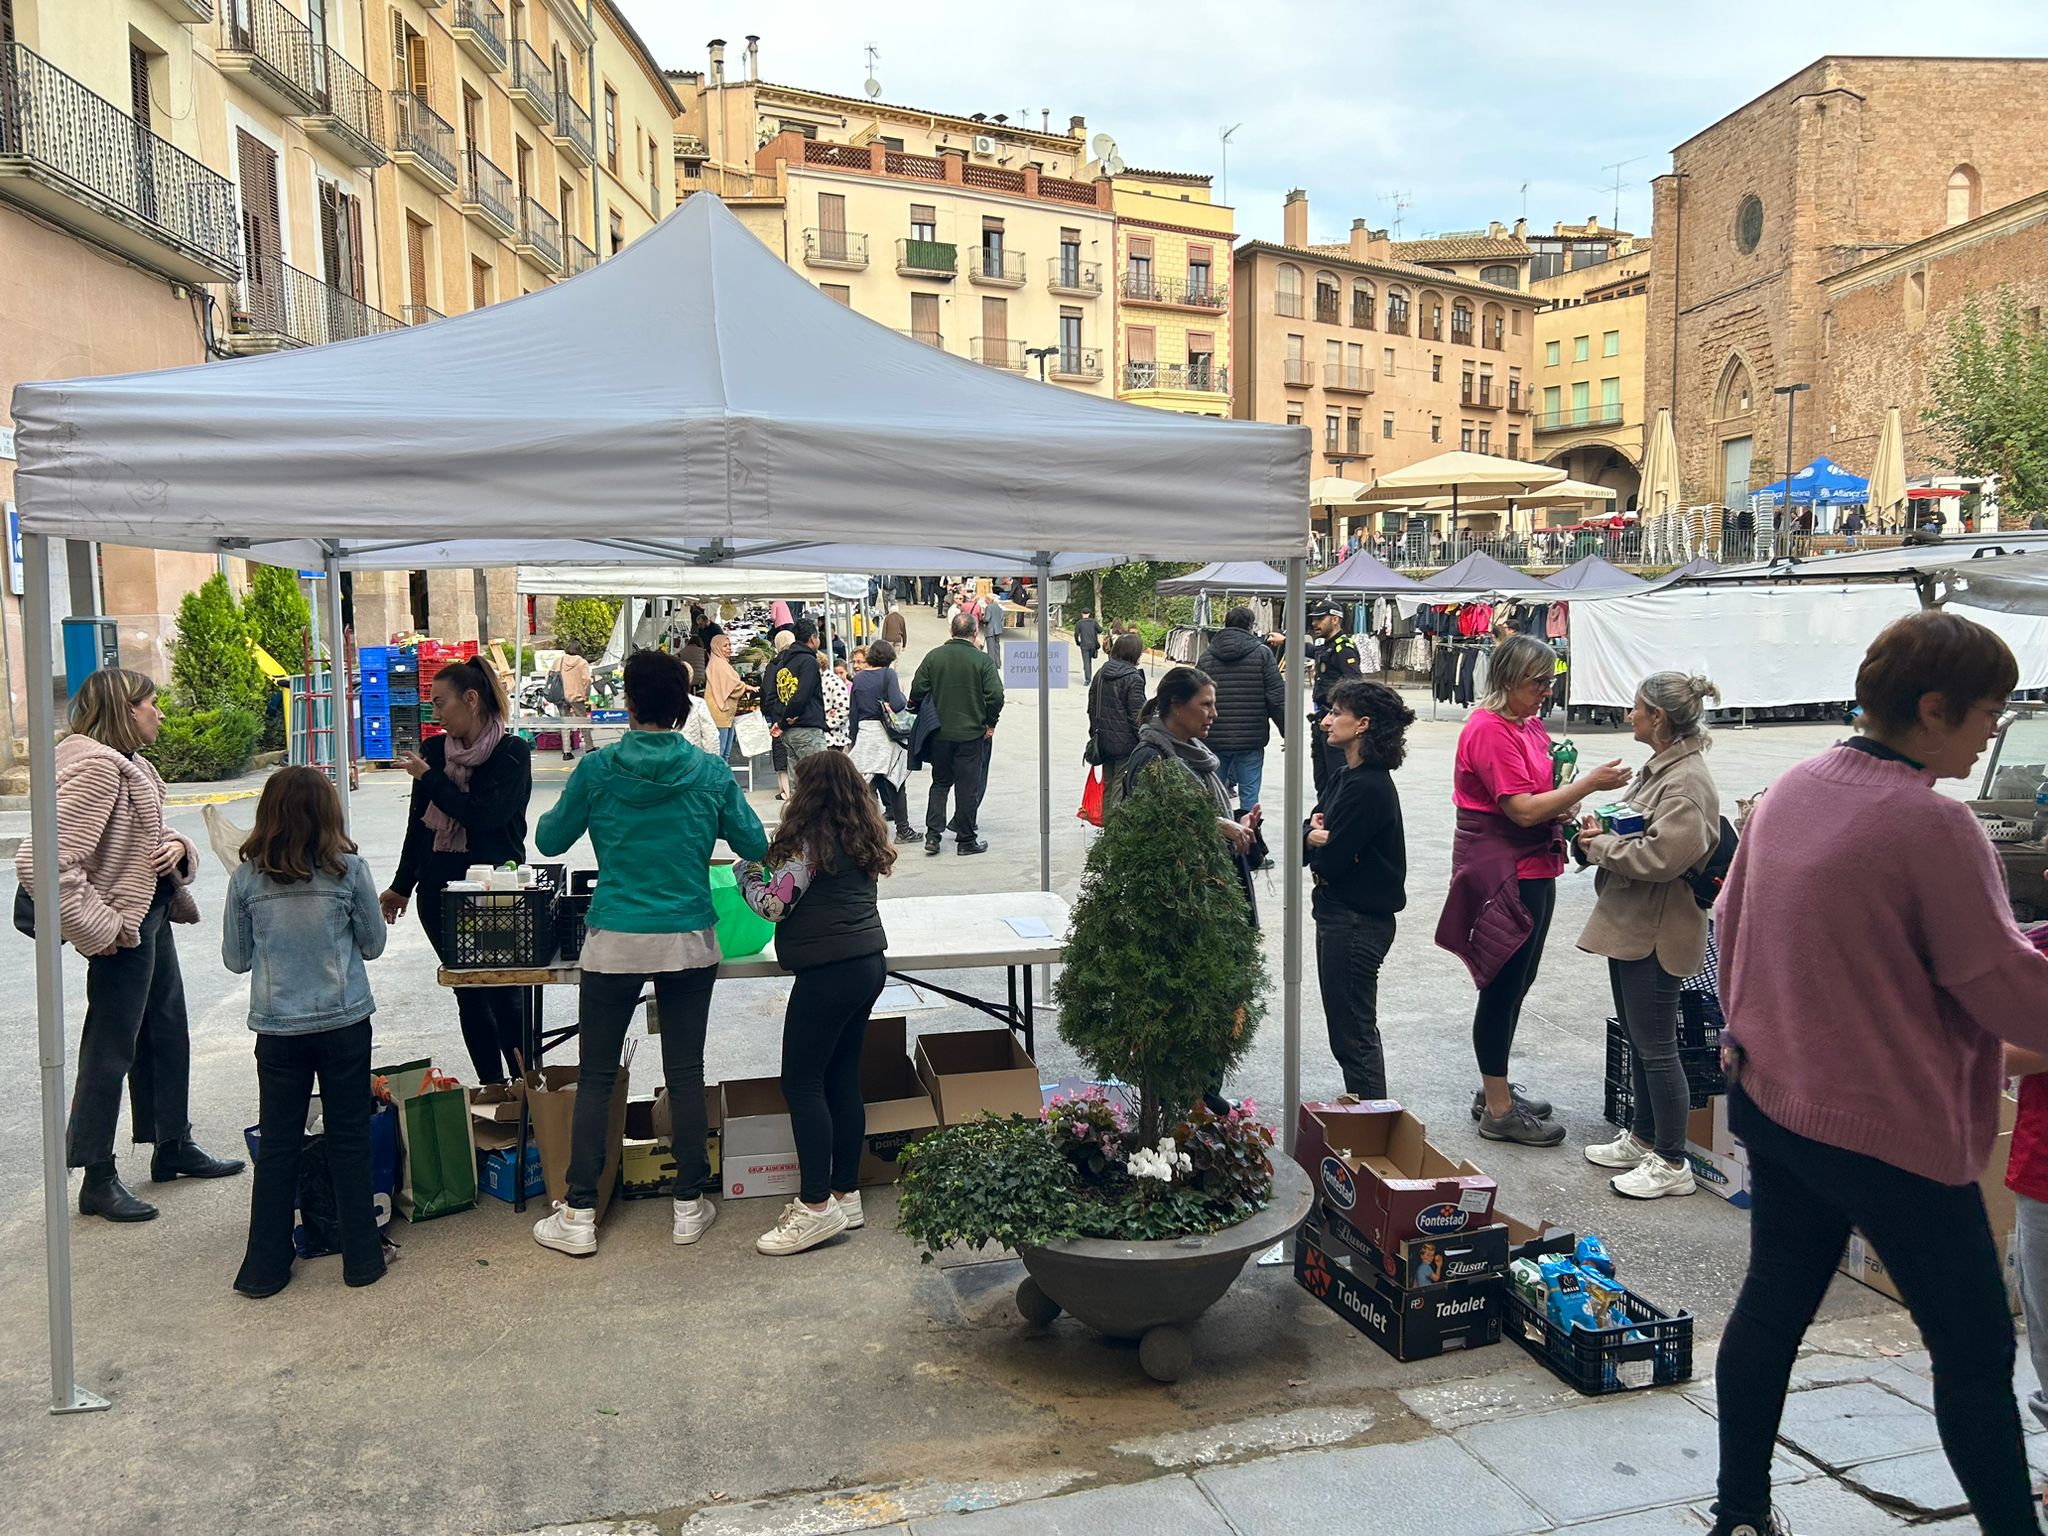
[401,304,443,325]
[1536,407,1625,432]
[1450,321,1475,347]
[516,195,562,270]
[896,237,956,278]
[1384,307,1411,336]
[567,232,597,275]
[217,0,319,116]
[298,46,385,168]
[1120,361,1229,395]
[230,251,400,352]
[969,249,1026,287]
[1121,270,1228,309]
[1283,359,1314,388]
[460,149,515,237]
[1276,290,1304,318]
[508,40,555,125]
[972,336,1027,371]
[802,227,868,270]
[1314,296,1342,325]
[390,91,457,194]
[1049,347,1102,382]
[1324,364,1374,394]
[0,43,239,284]
[1351,299,1375,329]
[1049,256,1102,296]
[897,328,945,349]
[552,88,594,165]
[1460,384,1500,409]
[451,0,508,72]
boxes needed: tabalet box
[1295,1100,1498,1254]
[1314,1203,1512,1288]
[1297,1213,1503,1362]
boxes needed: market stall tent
[1154,561,1290,596]
[1545,554,1651,595]
[8,194,1315,1413]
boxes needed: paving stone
[687,1477,1084,1534]
[1688,1475,1916,1534]
[1787,1356,1936,1410]
[1458,1392,1729,1524]
[1835,1440,2048,1524]
[1773,1380,1941,1469]
[1197,1438,1546,1536]
[1109,1405,1378,1468]
[1553,1503,1707,1532]
[908,1477,1229,1535]
[1398,1371,1582,1431]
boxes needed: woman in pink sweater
[1711,611,2048,1536]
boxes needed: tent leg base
[51,1385,110,1415]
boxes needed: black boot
[151,1139,247,1182]
[79,1161,159,1222]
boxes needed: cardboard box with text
[720,1076,801,1200]
[1295,1100,1498,1255]
[1297,1213,1504,1362]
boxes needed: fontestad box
[1294,1100,1498,1255]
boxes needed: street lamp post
[1025,344,1057,383]
[1775,382,1810,546]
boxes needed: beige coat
[16,734,198,955]
[1576,733,1720,977]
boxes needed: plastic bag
[1078,766,1105,828]
[709,862,774,959]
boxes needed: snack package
[1575,1233,1616,1279]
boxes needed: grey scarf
[1136,722,1231,818]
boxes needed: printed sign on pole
[1000,641,1070,691]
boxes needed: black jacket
[1088,658,1146,761]
[1307,761,1406,919]
[1197,626,1286,753]
[393,732,533,897]
[1075,617,1102,655]
[776,859,886,971]
[765,646,825,731]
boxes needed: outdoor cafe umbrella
[1753,455,1871,508]
[1354,451,1564,543]
[1308,477,1364,556]
[1451,477,1618,540]
[1869,407,1908,529]
[1640,408,1681,521]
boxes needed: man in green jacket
[908,612,1005,856]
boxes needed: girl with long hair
[224,767,389,1296]
[741,751,897,1256]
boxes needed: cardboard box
[858,1016,939,1186]
[468,1082,526,1153]
[1499,1207,1577,1262]
[1295,1100,1498,1254]
[1297,1213,1504,1362]
[478,1143,545,1203]
[915,1028,1042,1126]
[1684,1096,1751,1207]
[1314,1204,1512,1288]
[647,1085,722,1178]
[1838,1120,2020,1315]
[619,1097,679,1199]
[720,1076,801,1200]
[524,1063,630,1223]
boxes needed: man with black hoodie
[766,619,829,765]
[1197,606,1285,816]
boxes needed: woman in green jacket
[528,649,768,1260]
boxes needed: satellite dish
[863,77,881,98]
[1091,132,1116,158]
[1104,152,1126,176]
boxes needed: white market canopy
[10,194,1309,571]
[515,564,830,600]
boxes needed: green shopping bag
[709,862,774,959]
[391,1067,478,1221]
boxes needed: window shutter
[318,181,341,288]
[982,295,1007,346]
[1127,327,1155,364]
[405,217,428,310]
[129,44,150,123]
[910,292,939,342]
[910,202,935,226]
[237,129,280,287]
[346,194,366,302]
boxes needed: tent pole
[324,546,352,834]
[1282,555,1306,1157]
[1036,553,1051,896]
[24,532,107,1414]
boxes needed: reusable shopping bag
[391,1067,477,1221]
[1077,766,1105,828]
[709,861,774,958]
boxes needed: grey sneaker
[1472,1084,1554,1121]
[1478,1104,1567,1147]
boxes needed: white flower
[1126,1137,1192,1184]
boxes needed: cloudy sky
[636,1,2048,243]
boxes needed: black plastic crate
[1505,1282,1694,1395]
[557,895,592,963]
[1678,990,1724,1048]
[1604,1019,1723,1112]
[443,886,559,968]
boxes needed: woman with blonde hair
[16,668,244,1222]
[1577,671,1723,1200]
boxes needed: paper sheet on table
[1004,916,1053,939]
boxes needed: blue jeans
[717,725,735,760]
[1212,748,1265,812]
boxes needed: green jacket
[909,638,1005,743]
[535,729,767,934]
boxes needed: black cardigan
[1306,761,1406,919]
[392,733,534,896]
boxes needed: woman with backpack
[1576,671,1723,1200]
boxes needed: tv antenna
[1520,181,1529,219]
[1601,154,1648,231]
[862,43,881,99]
[1218,122,1242,206]
[1379,189,1412,239]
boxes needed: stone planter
[1014,1156,1313,1382]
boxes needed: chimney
[1349,216,1371,261]
[707,39,725,88]
[1283,188,1309,249]
[1488,220,1505,238]
[1041,109,1050,132]
[744,35,759,83]
[1069,114,1086,139]
[1512,216,1526,239]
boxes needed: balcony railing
[969,248,1026,287]
[1483,327,1505,351]
[400,304,443,325]
[1460,385,1500,409]
[896,237,956,277]
[390,90,457,191]
[1507,388,1525,412]
[1450,322,1475,347]
[300,45,385,167]
[1536,407,1626,431]
[1283,359,1314,387]
[897,327,944,349]
[508,40,555,125]
[972,336,1026,371]
[1351,300,1375,329]
[1314,295,1342,325]
[567,232,597,275]
[802,227,868,269]
[460,149,515,235]
[552,87,593,164]
[1049,256,1102,295]
[1049,347,1102,381]
[232,252,401,349]
[1385,308,1410,336]
[1276,290,1304,318]
[217,0,319,115]
[451,0,508,71]
[1324,364,1373,393]
[1121,361,1229,394]
[1121,270,1228,309]
[517,195,561,269]
[0,43,240,283]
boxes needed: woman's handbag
[13,882,35,939]
[1078,767,1105,828]
[882,706,916,748]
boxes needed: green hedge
[144,707,262,783]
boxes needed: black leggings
[1471,878,1555,1078]
[781,952,888,1204]
[1609,954,1688,1160]
[1715,1084,2034,1532]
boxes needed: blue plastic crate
[359,646,391,680]
[389,687,418,706]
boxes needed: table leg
[1007,966,1018,1041]
[1022,964,1035,1057]
[514,984,539,1214]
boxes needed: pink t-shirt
[1453,709,1564,879]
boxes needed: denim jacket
[223,853,387,1033]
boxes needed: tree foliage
[242,564,311,671]
[1096,561,1200,625]
[168,574,265,714]
[552,596,622,655]
[1054,762,1267,1144]
[1925,288,2048,518]
[143,706,262,783]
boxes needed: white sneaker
[672,1196,717,1246]
[756,1199,849,1256]
[1584,1130,1654,1170]
[533,1200,597,1256]
[1612,1153,1697,1200]
[835,1190,864,1230]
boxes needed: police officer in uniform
[1305,601,1362,795]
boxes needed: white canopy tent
[9,194,1312,1411]
[514,565,831,600]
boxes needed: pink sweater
[1719,743,2048,1186]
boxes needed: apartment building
[671,47,1114,394]
[0,0,674,721]
[1232,190,1539,536]
[1529,221,1651,515]
[1111,169,1234,417]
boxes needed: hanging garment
[1547,603,1569,640]
[1455,646,1481,706]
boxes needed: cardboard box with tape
[1294,1100,1498,1255]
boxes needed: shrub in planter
[145,706,262,783]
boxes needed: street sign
[5,502,20,597]
[1001,640,1070,690]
